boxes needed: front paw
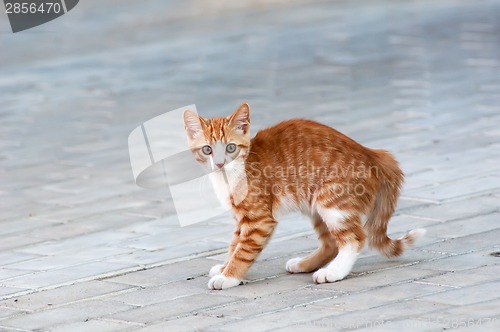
[209,264,225,277]
[208,274,241,290]
[286,257,305,273]
[312,268,345,284]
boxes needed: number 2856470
[5,2,62,14]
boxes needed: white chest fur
[209,171,232,210]
[208,159,248,210]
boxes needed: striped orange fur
[184,103,425,290]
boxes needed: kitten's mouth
[212,163,226,172]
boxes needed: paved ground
[1,0,500,331]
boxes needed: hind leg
[312,207,366,283]
[286,213,338,273]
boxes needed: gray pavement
[1,0,500,331]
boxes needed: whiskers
[193,172,214,194]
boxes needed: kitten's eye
[201,145,212,155]
[226,143,237,153]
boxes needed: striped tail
[365,149,425,257]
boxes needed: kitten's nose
[215,163,225,169]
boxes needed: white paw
[208,274,241,290]
[312,268,346,284]
[286,257,304,273]
[209,264,224,277]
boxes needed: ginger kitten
[184,103,425,290]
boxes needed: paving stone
[257,235,318,261]
[202,287,340,319]
[273,214,315,238]
[16,231,146,256]
[5,247,134,271]
[125,229,226,251]
[0,307,26,320]
[0,220,51,238]
[103,280,201,307]
[406,175,500,202]
[243,255,295,281]
[135,315,223,332]
[272,324,336,332]
[106,241,226,266]
[386,214,441,235]
[0,235,46,252]
[394,197,437,212]
[353,318,445,332]
[418,298,500,331]
[205,306,340,332]
[453,318,500,332]
[104,258,215,287]
[0,280,135,311]
[109,293,243,324]
[417,281,500,306]
[417,249,500,272]
[24,213,156,241]
[0,300,136,330]
[405,195,499,222]
[423,212,500,240]
[0,262,130,290]
[306,299,452,331]
[0,287,29,298]
[417,264,500,288]
[420,229,500,255]
[48,319,141,332]
[0,269,34,282]
[0,326,26,332]
[351,248,439,274]
[310,282,450,311]
[103,249,181,266]
[0,252,42,267]
[310,266,444,293]
[1,0,500,330]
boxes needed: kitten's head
[183,103,251,172]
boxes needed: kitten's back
[248,119,378,175]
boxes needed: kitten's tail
[365,150,425,257]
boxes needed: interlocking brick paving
[1,0,499,330]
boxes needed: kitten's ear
[228,103,250,135]
[184,110,203,139]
